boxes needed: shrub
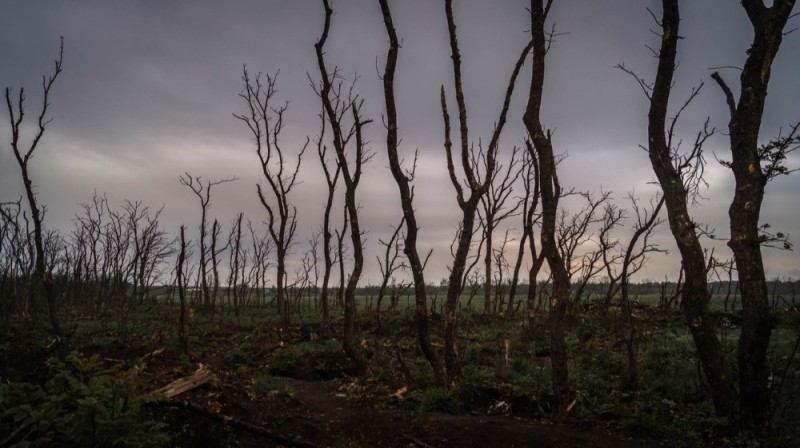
[0,352,168,447]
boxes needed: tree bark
[315,0,370,373]
[710,0,796,432]
[642,0,737,419]
[522,0,573,409]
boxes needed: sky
[1,0,798,286]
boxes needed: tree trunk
[522,0,572,409]
[710,0,796,432]
[642,0,737,419]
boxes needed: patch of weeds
[411,386,462,413]
[252,373,294,396]
[621,411,669,438]
[639,338,705,403]
[179,353,193,375]
[268,340,348,379]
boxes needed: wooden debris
[401,432,437,448]
[135,347,164,371]
[152,363,219,399]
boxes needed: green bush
[0,352,168,448]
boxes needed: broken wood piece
[135,347,165,371]
[152,363,220,398]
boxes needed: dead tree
[315,0,373,373]
[335,207,349,311]
[518,142,546,330]
[176,226,190,355]
[247,220,274,308]
[440,0,533,379]
[378,0,444,383]
[374,217,406,316]
[479,147,523,315]
[316,109,342,324]
[600,194,665,312]
[619,0,738,419]
[522,0,574,408]
[235,69,307,326]
[556,191,609,310]
[4,38,64,335]
[709,0,797,432]
[179,173,236,315]
[227,212,246,317]
[124,201,173,307]
[618,194,666,390]
[208,219,227,315]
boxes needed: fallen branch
[135,347,165,371]
[149,400,323,448]
[401,432,437,448]
[152,363,219,399]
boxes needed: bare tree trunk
[314,0,370,373]
[440,0,532,380]
[177,226,189,355]
[522,0,573,408]
[317,111,340,324]
[625,0,737,419]
[378,0,444,384]
[710,0,797,432]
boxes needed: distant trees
[179,173,236,315]
[4,38,64,335]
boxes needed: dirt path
[197,377,665,448]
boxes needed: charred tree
[316,109,341,324]
[710,0,797,432]
[315,0,372,373]
[621,0,738,419]
[522,0,574,408]
[440,0,532,379]
[378,0,445,384]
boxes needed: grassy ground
[1,297,799,447]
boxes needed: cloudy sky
[2,0,798,285]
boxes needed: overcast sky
[2,0,798,285]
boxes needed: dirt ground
[1,321,670,448]
[139,356,664,448]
